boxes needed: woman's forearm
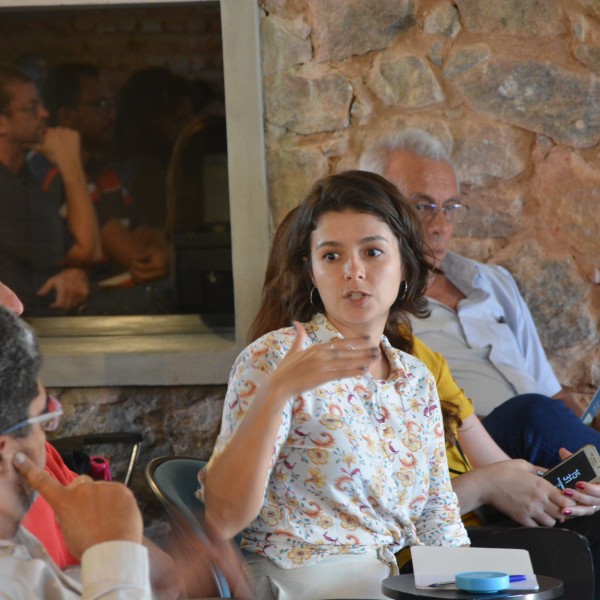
[204,378,290,539]
[451,469,492,515]
[457,414,510,467]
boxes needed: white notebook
[411,546,539,590]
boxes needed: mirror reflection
[0,2,232,320]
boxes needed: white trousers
[245,551,395,600]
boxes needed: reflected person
[0,65,101,315]
[44,62,169,288]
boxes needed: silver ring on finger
[594,505,599,514]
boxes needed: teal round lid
[455,571,510,593]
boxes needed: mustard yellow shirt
[412,336,483,528]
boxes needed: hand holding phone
[542,445,600,490]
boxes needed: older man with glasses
[360,128,600,469]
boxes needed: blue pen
[429,575,527,588]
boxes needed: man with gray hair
[360,128,600,468]
[0,305,152,596]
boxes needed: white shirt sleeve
[491,265,561,396]
[80,541,151,599]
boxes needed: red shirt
[22,442,79,567]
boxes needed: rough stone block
[451,120,528,186]
[501,248,595,350]
[261,14,312,77]
[428,40,448,67]
[266,133,329,216]
[443,43,491,79]
[458,183,523,239]
[455,0,565,36]
[530,147,600,257]
[368,54,444,107]
[264,64,352,134]
[260,0,307,20]
[307,0,414,62]
[424,4,461,38]
[448,56,600,148]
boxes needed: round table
[381,574,563,600]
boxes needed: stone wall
[47,384,226,539]
[261,0,600,409]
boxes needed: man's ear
[0,437,13,477]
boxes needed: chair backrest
[145,456,232,598]
[470,525,594,600]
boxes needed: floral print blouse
[200,313,468,569]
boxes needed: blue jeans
[482,393,600,468]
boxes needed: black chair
[51,431,143,486]
[470,526,594,599]
[145,456,232,598]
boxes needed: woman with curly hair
[198,170,468,600]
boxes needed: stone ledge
[35,316,238,386]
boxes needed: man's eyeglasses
[412,200,469,224]
[80,98,114,115]
[4,99,44,118]
[0,395,63,436]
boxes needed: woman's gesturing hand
[267,322,380,402]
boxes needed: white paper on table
[410,546,539,590]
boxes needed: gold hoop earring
[398,280,408,302]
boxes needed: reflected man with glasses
[0,65,102,315]
[360,128,595,468]
[43,63,169,310]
